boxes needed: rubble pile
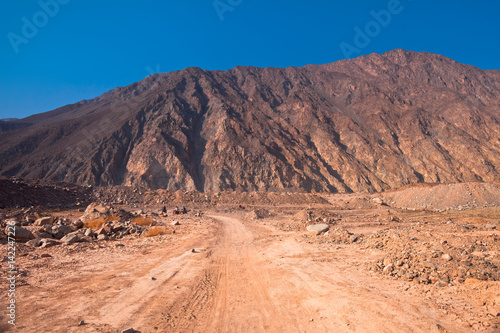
[365,221,500,284]
[0,177,92,208]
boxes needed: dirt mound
[293,209,311,221]
[382,183,500,211]
[0,177,93,208]
[245,208,271,220]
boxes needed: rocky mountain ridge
[1,49,499,192]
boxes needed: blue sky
[1,0,499,119]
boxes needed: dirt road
[6,215,468,332]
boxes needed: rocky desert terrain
[1,178,499,332]
[1,49,499,332]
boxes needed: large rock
[81,202,109,223]
[306,224,330,236]
[84,228,95,237]
[26,238,43,247]
[51,225,73,239]
[95,227,108,236]
[4,225,35,240]
[34,217,54,226]
[35,231,53,239]
[40,238,61,248]
[60,234,79,244]
[97,234,108,241]
[73,220,84,229]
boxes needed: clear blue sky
[1,0,499,119]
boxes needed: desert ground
[1,181,500,332]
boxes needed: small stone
[306,224,330,236]
[97,234,108,241]
[151,277,156,280]
[122,328,140,333]
[485,224,496,230]
[430,323,443,331]
[441,254,452,261]
[78,320,85,326]
[95,227,108,236]
[423,261,436,269]
[171,221,181,226]
[435,281,447,288]
[383,264,394,275]
[84,228,95,237]
[41,253,52,258]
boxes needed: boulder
[96,227,108,236]
[110,222,124,232]
[51,225,73,239]
[84,228,95,237]
[306,224,330,236]
[34,217,54,226]
[60,234,79,245]
[4,226,35,240]
[35,231,53,239]
[81,202,109,222]
[26,238,42,247]
[40,238,61,248]
[73,220,84,229]
[94,204,109,214]
[78,235,93,243]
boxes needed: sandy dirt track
[2,214,473,333]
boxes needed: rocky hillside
[1,49,499,192]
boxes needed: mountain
[1,49,499,192]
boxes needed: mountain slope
[1,49,499,192]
